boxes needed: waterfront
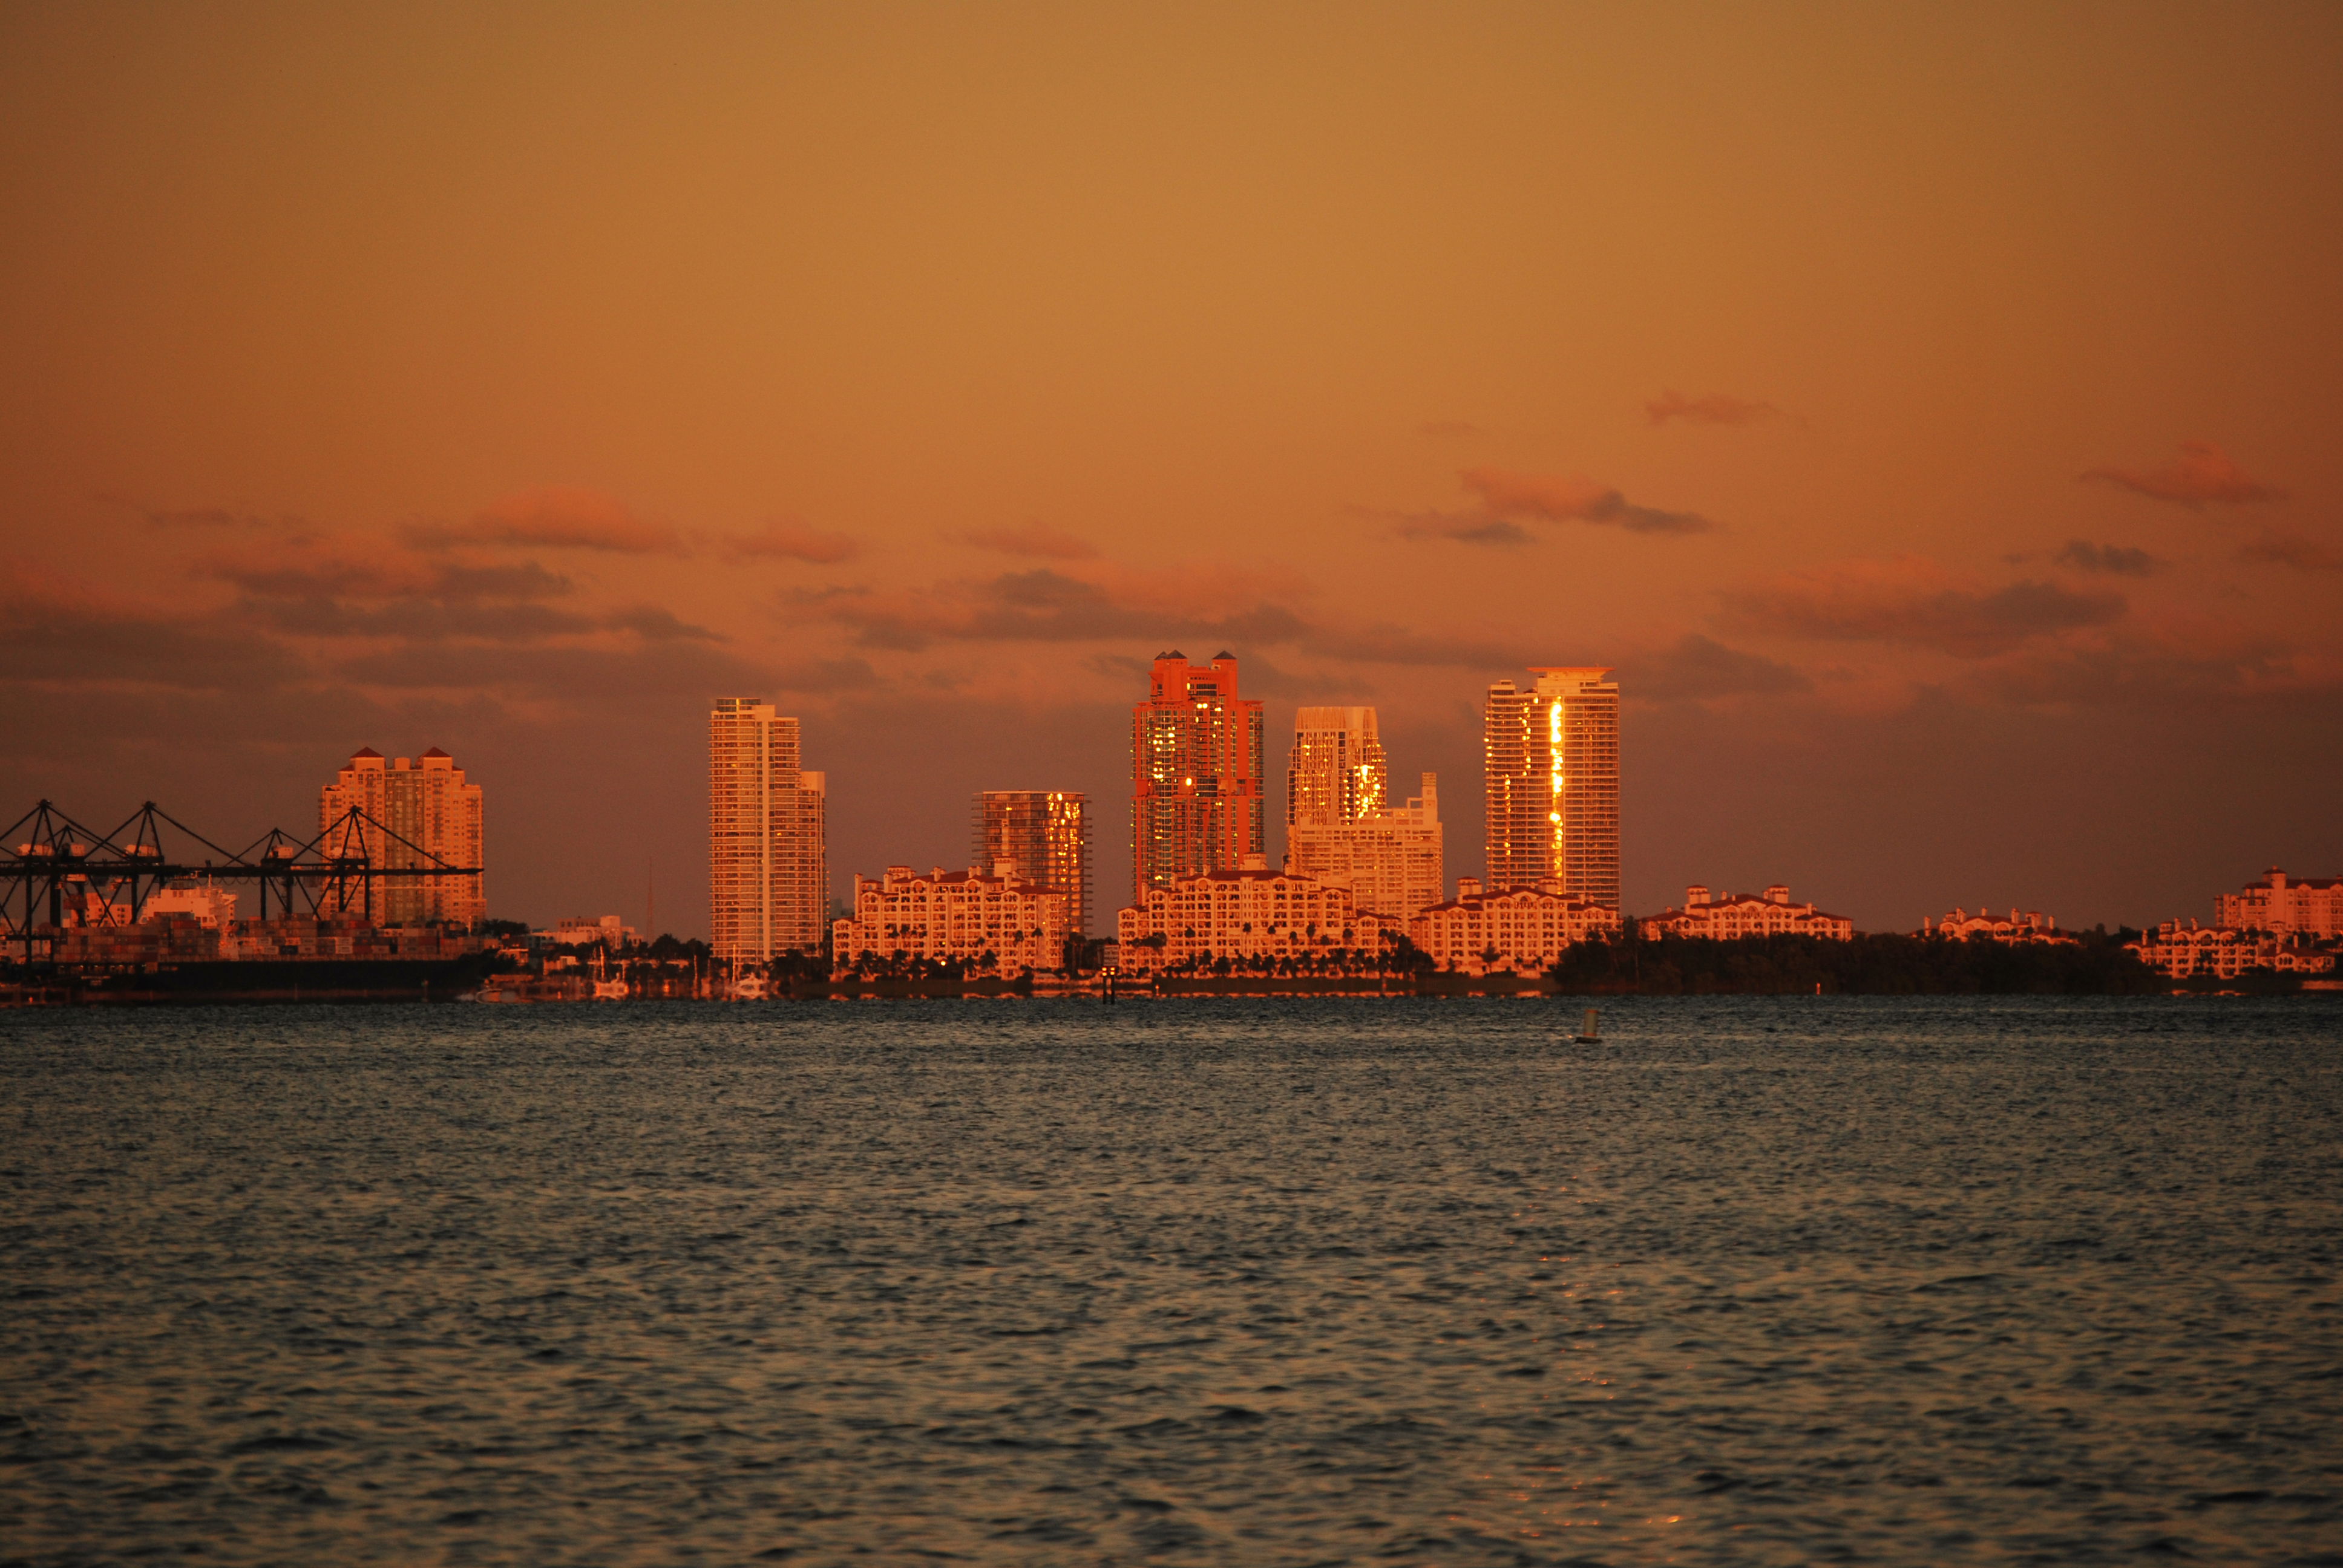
[3,998,2337,1566]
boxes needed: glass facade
[1130,651,1265,894]
[1286,706,1389,829]
[1483,667,1619,907]
[974,789,1090,942]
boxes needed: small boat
[1570,1007,1601,1043]
[589,952,629,1002]
[730,972,770,1001]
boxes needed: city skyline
[2,8,2336,934]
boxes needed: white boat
[730,972,770,1001]
[590,952,629,1002]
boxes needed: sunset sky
[4,2,2339,935]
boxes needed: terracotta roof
[421,746,451,759]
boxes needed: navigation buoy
[1571,1007,1601,1043]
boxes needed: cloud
[436,486,685,554]
[1460,468,1715,534]
[203,539,574,603]
[1724,556,2125,659]
[1627,634,1810,702]
[2054,540,2160,576]
[1645,390,1777,427]
[2237,528,2343,572]
[1972,631,2305,709]
[728,518,860,564]
[0,563,299,691]
[243,598,601,643]
[1384,509,1532,547]
[2081,441,2283,508]
[795,565,1520,668]
[141,505,275,530]
[602,605,726,641]
[960,524,1098,560]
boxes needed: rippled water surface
[4,997,2339,1566]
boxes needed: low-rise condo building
[1920,906,2076,945]
[833,863,1073,977]
[2128,920,2336,981]
[2216,869,2343,936]
[1640,884,1855,942]
[1115,858,1392,975]
[1408,877,1621,976]
[546,915,636,949]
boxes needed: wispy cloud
[1645,390,1777,427]
[794,565,1524,668]
[1627,634,1810,702]
[1461,468,1715,534]
[203,538,574,603]
[2054,540,2160,576]
[2081,441,2282,508]
[2237,528,2343,572]
[424,486,686,554]
[1724,556,2125,659]
[728,518,860,564]
[1,563,299,690]
[959,523,1098,560]
[1384,509,1532,547]
[1973,630,2305,709]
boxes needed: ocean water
[2,996,2338,1567]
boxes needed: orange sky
[4,2,2339,932]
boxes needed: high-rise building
[708,699,828,962]
[1287,706,1389,829]
[320,747,486,927]
[974,791,1090,941]
[1287,773,1445,923]
[1484,667,1620,906]
[1131,650,1264,894]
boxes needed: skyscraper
[974,790,1090,941]
[1131,650,1263,894]
[319,746,485,927]
[1484,667,1620,906]
[708,699,828,962]
[1287,772,1446,923]
[1287,706,1389,829]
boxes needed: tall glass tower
[1286,706,1390,829]
[1130,651,1265,895]
[974,789,1090,941]
[1484,667,1619,906]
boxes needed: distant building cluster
[1409,880,1620,977]
[835,863,1073,978]
[1921,907,2074,945]
[1641,886,1853,942]
[56,913,483,968]
[745,653,1638,982]
[1115,857,1391,976]
[27,647,2343,999]
[2129,921,2335,982]
[2214,869,2343,938]
[2127,867,2342,982]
